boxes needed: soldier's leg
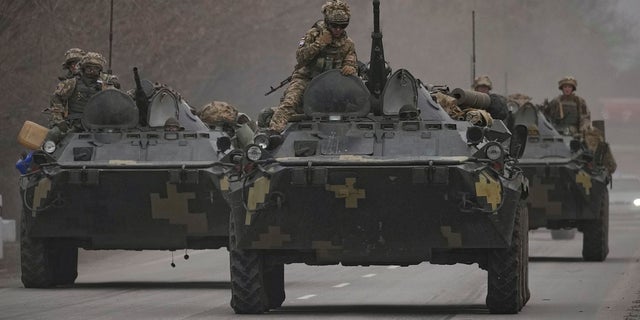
[269,77,309,132]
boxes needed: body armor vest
[555,98,579,130]
[68,77,101,116]
[311,43,345,77]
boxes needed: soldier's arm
[295,27,326,66]
[578,97,591,130]
[343,39,357,68]
[49,78,76,123]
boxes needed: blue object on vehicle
[15,151,33,174]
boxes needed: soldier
[46,52,108,142]
[544,76,590,136]
[472,75,508,120]
[584,126,617,174]
[58,48,86,81]
[269,0,358,132]
[198,101,255,148]
[433,91,493,127]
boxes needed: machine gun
[366,0,388,114]
[133,67,149,126]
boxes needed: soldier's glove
[341,65,357,76]
[317,30,333,47]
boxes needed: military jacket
[546,94,590,133]
[50,76,101,120]
[294,21,357,79]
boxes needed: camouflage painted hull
[20,167,229,250]
[518,159,608,229]
[227,157,525,265]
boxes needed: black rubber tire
[582,190,609,261]
[486,203,528,314]
[264,264,285,309]
[550,229,576,240]
[229,216,268,314]
[20,209,55,288]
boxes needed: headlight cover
[43,140,56,154]
[246,145,263,162]
[485,143,503,161]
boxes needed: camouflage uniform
[472,75,508,120]
[584,126,617,174]
[433,92,493,126]
[58,48,86,81]
[198,101,255,148]
[545,76,590,135]
[47,52,107,142]
[269,0,358,132]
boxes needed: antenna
[108,0,114,73]
[471,10,476,86]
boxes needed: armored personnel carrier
[510,101,610,261]
[17,69,233,288]
[222,1,529,314]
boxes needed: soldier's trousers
[269,75,310,132]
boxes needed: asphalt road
[0,208,639,320]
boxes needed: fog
[1,0,639,220]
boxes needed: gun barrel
[133,67,149,125]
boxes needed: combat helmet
[79,52,106,71]
[472,75,493,91]
[322,0,350,26]
[62,48,86,67]
[558,76,577,91]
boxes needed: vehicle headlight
[633,198,640,207]
[43,140,56,154]
[253,133,270,149]
[246,145,263,162]
[485,143,503,161]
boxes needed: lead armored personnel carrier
[509,100,610,261]
[17,69,233,288]
[222,1,529,314]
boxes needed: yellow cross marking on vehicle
[245,177,271,225]
[474,171,502,211]
[150,183,207,233]
[326,177,366,208]
[576,170,592,195]
[251,226,291,248]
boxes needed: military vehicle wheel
[550,229,576,240]
[582,190,609,261]
[229,216,268,314]
[264,263,285,309]
[20,209,54,288]
[486,203,528,314]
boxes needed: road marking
[362,273,377,278]
[296,294,317,300]
[387,265,400,269]
[333,282,350,288]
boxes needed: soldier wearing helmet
[58,48,86,81]
[544,76,590,135]
[269,0,358,132]
[471,75,508,120]
[47,51,114,142]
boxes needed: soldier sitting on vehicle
[46,52,119,143]
[432,91,493,126]
[543,76,590,136]
[269,0,358,132]
[198,101,255,148]
[471,75,508,120]
[583,126,617,174]
[58,48,86,81]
